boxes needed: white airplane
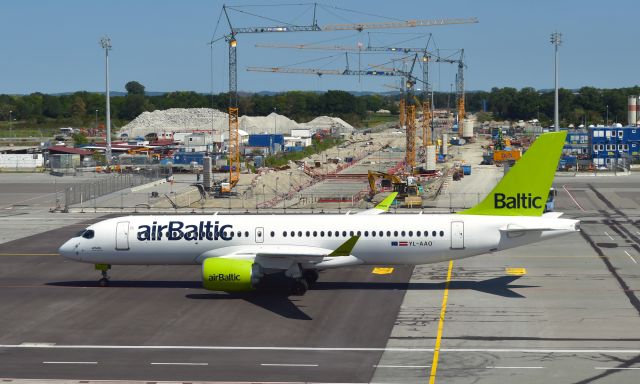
[59,132,578,295]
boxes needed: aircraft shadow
[47,280,201,288]
[186,292,312,321]
[313,275,534,298]
[48,275,533,320]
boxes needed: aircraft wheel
[303,270,319,285]
[290,278,308,296]
[98,278,109,287]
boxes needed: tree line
[1,81,639,129]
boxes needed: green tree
[72,132,89,145]
[70,96,86,120]
[125,81,145,95]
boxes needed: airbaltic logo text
[208,273,241,282]
[494,193,542,209]
[137,221,233,241]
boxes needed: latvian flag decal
[391,241,409,247]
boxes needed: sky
[1,0,638,95]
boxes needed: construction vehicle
[367,170,422,207]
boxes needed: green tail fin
[460,131,566,216]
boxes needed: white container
[425,145,436,171]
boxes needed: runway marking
[595,367,640,370]
[625,251,638,264]
[372,267,394,274]
[562,184,585,212]
[428,260,453,384]
[604,231,614,240]
[5,345,640,354]
[505,267,527,276]
[150,362,208,366]
[0,253,59,256]
[260,363,318,367]
[43,361,98,364]
[486,366,544,369]
[375,365,431,368]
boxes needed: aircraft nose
[58,239,79,260]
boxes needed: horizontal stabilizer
[357,192,398,215]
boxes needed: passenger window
[401,231,406,236]
[313,231,317,237]
[244,231,249,237]
[432,231,437,237]
[270,231,275,237]
[82,230,94,239]
[298,231,302,237]
[237,231,241,238]
[342,231,347,237]
[320,231,325,237]
[394,231,398,236]
[350,231,354,236]
[335,231,339,237]
[291,231,295,237]
[417,231,421,237]
[357,231,362,236]
[371,231,376,237]
[327,231,332,237]
[409,231,413,237]
[283,231,287,237]
[379,231,383,237]
[440,230,444,237]
[306,231,310,237]
[425,231,429,237]
[386,231,391,237]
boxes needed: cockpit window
[74,229,87,237]
[82,230,95,239]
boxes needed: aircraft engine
[201,258,262,292]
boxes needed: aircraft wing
[195,236,361,270]
[357,192,398,215]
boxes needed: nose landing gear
[95,264,111,287]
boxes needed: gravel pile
[121,108,356,137]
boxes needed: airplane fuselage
[60,213,579,268]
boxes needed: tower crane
[220,3,476,189]
[255,42,465,146]
[248,53,420,171]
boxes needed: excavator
[367,170,422,207]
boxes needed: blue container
[254,156,264,168]
[172,152,205,165]
[462,165,471,175]
[248,134,284,147]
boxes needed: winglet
[375,192,398,212]
[328,236,360,256]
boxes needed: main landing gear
[289,269,320,296]
[95,264,111,287]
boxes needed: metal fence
[63,168,166,210]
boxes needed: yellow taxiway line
[428,260,453,384]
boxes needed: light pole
[551,32,562,132]
[272,107,277,155]
[100,36,112,165]
[8,110,12,137]
[95,109,98,130]
[606,105,609,126]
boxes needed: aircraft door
[255,227,264,243]
[116,221,130,250]
[450,221,464,249]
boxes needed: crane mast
[221,3,476,189]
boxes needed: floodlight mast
[100,36,112,165]
[551,32,562,132]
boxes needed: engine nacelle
[201,258,262,292]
